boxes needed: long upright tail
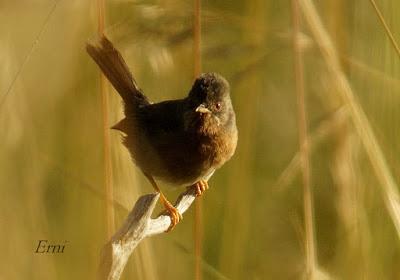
[86,36,149,109]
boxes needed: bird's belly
[152,139,223,186]
[161,136,234,186]
[155,153,216,186]
[130,127,236,187]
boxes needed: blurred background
[1,0,400,279]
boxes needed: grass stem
[291,0,318,277]
[368,0,400,59]
[96,0,115,238]
[300,0,400,240]
[193,0,202,279]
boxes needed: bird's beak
[195,104,211,114]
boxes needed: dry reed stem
[96,0,115,238]
[0,0,60,109]
[291,0,317,277]
[276,107,348,190]
[193,0,202,279]
[368,0,400,59]
[300,0,400,239]
[343,56,400,89]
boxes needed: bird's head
[184,73,236,135]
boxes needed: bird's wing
[138,100,185,138]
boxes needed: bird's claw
[163,201,182,232]
[194,180,209,197]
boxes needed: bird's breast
[197,127,237,171]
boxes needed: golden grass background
[1,0,400,279]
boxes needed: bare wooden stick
[99,186,198,280]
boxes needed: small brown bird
[87,36,237,231]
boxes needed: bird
[86,36,238,231]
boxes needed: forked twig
[99,186,198,280]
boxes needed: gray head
[185,73,236,135]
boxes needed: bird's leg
[192,180,209,197]
[143,173,182,232]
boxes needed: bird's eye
[215,102,222,110]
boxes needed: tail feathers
[111,118,129,133]
[86,36,149,108]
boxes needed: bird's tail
[86,36,149,109]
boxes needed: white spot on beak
[195,104,211,114]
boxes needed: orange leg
[193,180,209,197]
[144,173,182,232]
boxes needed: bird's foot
[193,180,209,197]
[161,199,182,232]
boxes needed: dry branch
[99,186,198,280]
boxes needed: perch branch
[99,186,198,280]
